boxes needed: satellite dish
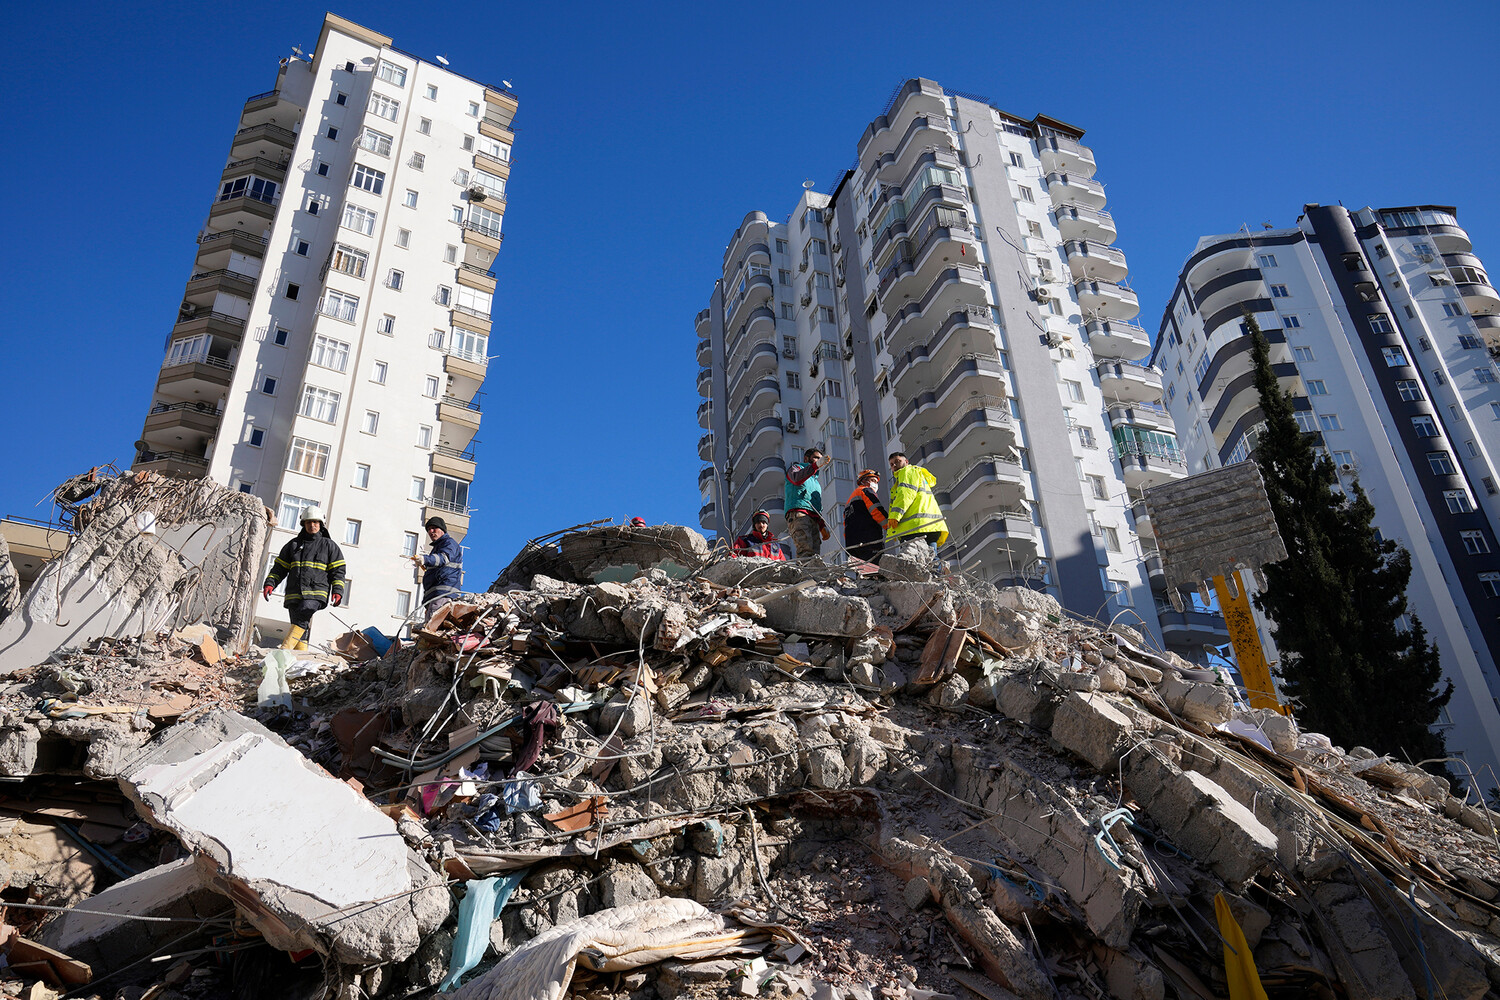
[435,55,450,66]
[802,179,815,190]
[502,80,513,88]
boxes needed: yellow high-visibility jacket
[885,464,949,545]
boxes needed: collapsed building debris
[0,515,1496,999]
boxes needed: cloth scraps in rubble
[502,778,543,814]
[437,872,526,992]
[509,701,562,777]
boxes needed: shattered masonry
[0,491,1497,1000]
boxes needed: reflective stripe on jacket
[885,464,949,545]
[783,463,822,516]
[265,531,347,608]
[732,531,787,560]
[422,533,464,603]
[843,486,887,550]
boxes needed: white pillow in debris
[447,898,766,1000]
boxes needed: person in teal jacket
[783,447,828,558]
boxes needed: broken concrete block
[0,723,39,777]
[997,675,1061,729]
[877,553,936,582]
[762,587,874,637]
[1136,768,1277,888]
[1052,693,1134,771]
[692,849,752,903]
[600,860,660,909]
[928,673,969,709]
[700,557,805,587]
[119,711,449,965]
[1095,661,1127,693]
[598,693,653,739]
[1257,712,1298,754]
[558,524,710,583]
[903,875,933,909]
[993,586,1061,618]
[879,582,956,629]
[1057,671,1100,693]
[39,859,226,973]
[561,583,634,643]
[1179,683,1233,726]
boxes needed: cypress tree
[1245,314,1453,771]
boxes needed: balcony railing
[233,123,296,145]
[148,401,223,416]
[243,89,280,104]
[198,230,269,249]
[134,450,208,468]
[434,444,478,462]
[459,262,497,280]
[463,221,504,241]
[481,115,516,133]
[162,352,234,372]
[442,392,484,413]
[444,343,489,365]
[427,496,471,515]
[453,303,492,321]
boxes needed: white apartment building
[132,14,516,635]
[697,78,1224,660]
[1153,204,1500,782]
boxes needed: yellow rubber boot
[280,625,305,650]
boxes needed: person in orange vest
[843,469,887,562]
[732,510,788,559]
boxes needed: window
[344,519,362,546]
[1086,474,1108,500]
[1293,346,1315,362]
[415,424,433,449]
[477,137,510,161]
[1462,531,1489,555]
[1481,574,1500,598]
[391,228,410,249]
[287,437,330,478]
[418,118,431,135]
[403,189,419,208]
[358,128,393,156]
[455,284,491,316]
[325,126,338,140]
[429,329,446,350]
[448,327,488,362]
[780,303,794,319]
[367,92,400,121]
[1257,253,1278,268]
[1064,380,1084,402]
[1332,449,1354,467]
[261,376,277,395]
[1428,452,1457,475]
[1468,440,1480,458]
[277,493,319,530]
[816,305,835,323]
[1306,379,1328,395]
[1479,368,1499,384]
[1412,414,1439,437]
[1269,284,1290,298]
[284,282,299,300]
[424,375,440,397]
[1419,336,1432,351]
[1459,334,1485,350]
[444,245,458,263]
[1102,526,1121,552]
[1027,220,1043,238]
[342,203,377,235]
[351,164,385,195]
[1368,314,1392,333]
[432,475,468,510]
[396,590,412,617]
[467,101,481,117]
[311,334,351,372]
[372,360,388,384]
[353,464,371,489]
[425,83,438,100]
[1282,314,1301,328]
[295,240,310,257]
[462,135,474,151]
[317,163,329,176]
[248,427,265,447]
[1194,354,1211,382]
[1318,413,1342,431]
[330,244,368,278]
[219,175,279,204]
[468,205,503,237]
[813,272,831,289]
[1018,186,1035,203]
[833,460,852,480]
[1396,380,1423,401]
[273,327,290,346]
[1078,426,1097,449]
[319,288,359,322]
[451,205,465,224]
[362,411,380,435]
[335,92,347,106]
[812,239,827,255]
[376,314,395,335]
[386,269,404,290]
[401,532,419,557]
[377,60,407,86]
[1445,490,1474,513]
[1381,346,1407,367]
[473,169,505,197]
[785,370,801,388]
[299,385,341,423]
[1444,302,1466,318]
[1343,253,1366,272]
[1009,152,1024,167]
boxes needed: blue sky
[2,0,1497,587]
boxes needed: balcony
[196,229,269,267]
[230,122,296,155]
[697,337,712,366]
[697,368,713,398]
[1096,361,1162,404]
[698,501,716,531]
[698,432,714,461]
[696,308,712,336]
[207,192,279,229]
[479,115,515,145]
[698,466,716,492]
[729,341,779,400]
[723,212,770,271]
[740,376,781,416]
[730,411,784,468]
[897,354,1010,439]
[728,273,774,330]
[132,449,209,479]
[437,393,482,450]
[875,214,976,307]
[891,309,997,400]
[431,445,477,481]
[462,221,504,254]
[142,401,223,449]
[1157,607,1231,648]
[1063,241,1128,283]
[1055,204,1116,245]
[457,262,498,295]
[1037,135,1096,177]
[857,79,947,165]
[1457,280,1500,317]
[870,115,953,181]
[242,88,283,117]
[1145,552,1166,591]
[171,310,247,345]
[956,512,1039,572]
[423,501,469,541]
[1085,320,1151,361]
[158,352,234,392]
[1075,279,1139,320]
[1128,496,1154,539]
[1116,446,1187,492]
[1046,173,1106,210]
[1193,268,1265,318]
[882,267,989,356]
[443,350,488,400]
[944,455,1029,520]
[697,400,714,429]
[733,455,788,508]
[184,269,257,306]
[1107,402,1175,434]
[909,402,1018,486]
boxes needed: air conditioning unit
[1033,286,1053,303]
[1043,331,1063,348]
[798,259,808,272]
[786,414,801,432]
[842,347,855,361]
[852,425,863,439]
[835,272,846,287]
[809,361,820,379]
[468,185,487,201]
[782,347,797,359]
[801,293,812,307]
[1340,462,1355,473]
[179,302,198,318]
[810,401,822,418]
[831,240,842,253]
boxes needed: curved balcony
[908,402,1018,486]
[696,308,711,337]
[1037,135,1096,177]
[729,340,780,400]
[698,501,716,531]
[697,400,713,429]
[877,228,977,308]
[1046,173,1106,210]
[696,338,712,365]
[1075,279,1139,321]
[872,182,968,264]
[1145,552,1166,591]
[892,310,998,400]
[897,354,1011,438]
[740,242,772,267]
[1107,402,1175,434]
[1096,361,1162,404]
[1128,496,1153,540]
[1457,281,1500,317]
[1157,607,1230,648]
[956,513,1039,574]
[184,269,257,307]
[857,79,947,164]
[1184,244,1257,296]
[1085,320,1150,361]
[731,413,784,470]
[735,378,782,428]
[873,116,955,184]
[230,122,296,156]
[943,455,1029,522]
[1055,204,1116,245]
[1063,240,1128,283]
[883,266,989,356]
[142,401,223,449]
[1208,364,1300,449]
[196,229,269,268]
[1116,446,1187,492]
[727,272,775,331]
[698,432,714,461]
[1194,268,1265,318]
[727,304,777,368]
[722,212,770,270]
[1198,328,1289,411]
[698,466,716,492]
[734,454,789,509]
[697,368,713,398]
[171,310,247,346]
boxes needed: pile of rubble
[0,505,1498,1000]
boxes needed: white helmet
[299,505,325,525]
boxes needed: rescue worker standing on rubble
[783,448,829,559]
[732,510,788,559]
[885,452,949,562]
[843,469,888,562]
[409,516,463,615]
[262,506,346,649]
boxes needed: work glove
[331,593,342,607]
[263,584,273,601]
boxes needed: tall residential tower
[1153,204,1500,781]
[697,79,1224,661]
[131,14,516,632]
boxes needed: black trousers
[287,601,321,643]
[847,539,883,561]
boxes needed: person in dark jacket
[843,469,888,562]
[732,510,788,560]
[263,506,346,649]
[410,516,463,615]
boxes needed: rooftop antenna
[435,55,451,66]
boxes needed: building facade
[131,14,516,633]
[697,78,1224,659]
[1153,204,1500,781]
